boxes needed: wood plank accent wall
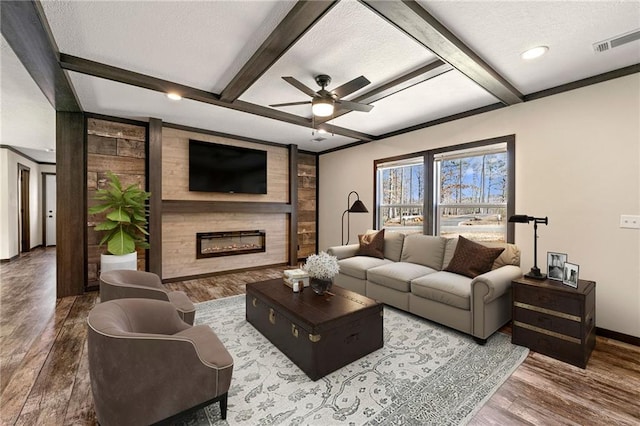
[86,118,147,288]
[56,112,85,297]
[297,152,317,259]
[161,127,291,279]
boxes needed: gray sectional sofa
[327,231,522,343]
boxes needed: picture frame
[562,262,580,288]
[547,252,567,281]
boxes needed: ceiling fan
[269,74,374,117]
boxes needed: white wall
[0,148,55,259]
[319,74,640,338]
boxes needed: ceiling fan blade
[336,99,373,113]
[332,75,371,98]
[269,101,311,108]
[282,76,317,97]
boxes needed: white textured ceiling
[3,1,639,158]
[1,36,56,162]
[422,0,640,94]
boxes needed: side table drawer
[512,324,589,368]
[514,285,581,316]
[513,305,582,339]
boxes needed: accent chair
[87,298,233,425]
[100,269,196,324]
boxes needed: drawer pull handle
[269,308,276,325]
[309,334,321,343]
[252,297,257,308]
[291,324,299,338]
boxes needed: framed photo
[563,262,580,288]
[547,252,567,281]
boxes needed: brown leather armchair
[100,269,196,325]
[87,298,233,426]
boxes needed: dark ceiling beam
[360,0,523,105]
[316,59,452,125]
[219,0,338,103]
[1,1,81,112]
[59,54,373,142]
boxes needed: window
[435,143,509,242]
[373,135,514,243]
[376,157,424,231]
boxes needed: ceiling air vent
[311,136,326,142]
[593,28,640,53]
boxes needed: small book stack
[283,269,309,289]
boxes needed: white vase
[100,252,137,274]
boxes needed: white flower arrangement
[303,251,340,280]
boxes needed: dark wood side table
[512,277,596,368]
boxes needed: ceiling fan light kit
[311,98,334,117]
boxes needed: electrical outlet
[620,215,640,229]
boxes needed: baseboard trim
[596,327,640,347]
[0,254,20,263]
[162,263,287,283]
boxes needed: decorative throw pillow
[444,236,505,278]
[356,229,385,259]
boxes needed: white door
[45,174,56,246]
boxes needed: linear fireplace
[196,230,266,259]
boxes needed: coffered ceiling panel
[241,0,438,118]
[329,70,499,135]
[41,1,296,92]
[421,0,640,94]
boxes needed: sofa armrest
[470,265,522,340]
[327,244,360,260]
[471,265,522,303]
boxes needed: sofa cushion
[367,262,438,292]
[481,242,521,268]
[338,256,392,280]
[411,272,472,310]
[443,239,520,270]
[365,229,405,261]
[357,229,385,259]
[400,234,446,270]
[444,236,505,278]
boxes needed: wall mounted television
[188,139,267,194]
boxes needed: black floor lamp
[341,191,368,245]
[509,214,548,279]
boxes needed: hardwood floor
[1,247,638,425]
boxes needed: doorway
[43,173,56,246]
[18,164,30,253]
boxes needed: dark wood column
[148,118,163,276]
[288,144,298,266]
[56,112,86,297]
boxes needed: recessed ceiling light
[521,46,548,60]
[317,128,328,134]
[167,93,182,101]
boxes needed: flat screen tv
[189,140,267,194]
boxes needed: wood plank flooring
[1,247,638,425]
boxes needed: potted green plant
[88,171,150,273]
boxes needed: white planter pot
[100,252,137,274]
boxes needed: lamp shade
[312,98,334,117]
[348,199,368,213]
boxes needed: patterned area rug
[178,295,528,426]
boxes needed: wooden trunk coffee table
[246,279,383,381]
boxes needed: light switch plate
[620,215,640,229]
